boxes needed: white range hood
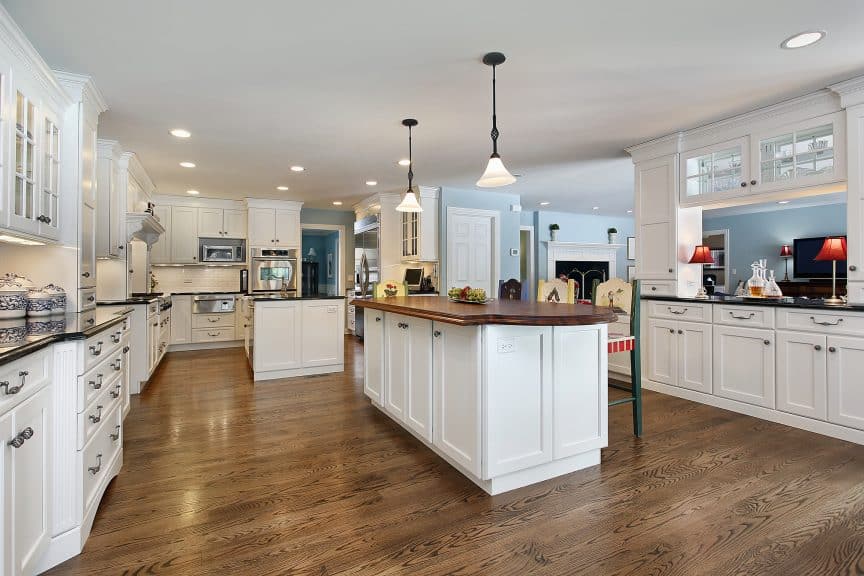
[126,212,165,246]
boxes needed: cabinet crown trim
[830,75,864,108]
[244,198,304,210]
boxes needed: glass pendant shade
[396,189,422,212]
[477,154,517,188]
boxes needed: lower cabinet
[826,336,864,430]
[713,325,775,408]
[647,318,712,393]
[363,311,384,403]
[301,301,345,368]
[254,302,302,372]
[383,313,432,441]
[776,331,827,420]
[170,295,192,345]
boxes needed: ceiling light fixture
[290,166,305,172]
[780,30,826,49]
[627,209,633,214]
[332,201,343,206]
[777,200,790,204]
[396,118,423,213]
[170,128,191,138]
[366,180,377,186]
[179,162,196,168]
[592,206,600,211]
[398,159,411,167]
[276,186,289,191]
[477,52,516,188]
[539,201,550,206]
[186,190,199,195]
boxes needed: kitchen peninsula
[353,296,616,494]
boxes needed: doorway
[446,207,500,294]
[703,229,730,294]
[300,224,344,296]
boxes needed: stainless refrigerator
[353,215,380,338]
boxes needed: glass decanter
[764,269,783,298]
[747,261,765,297]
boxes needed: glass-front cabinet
[751,112,846,194]
[401,211,419,259]
[680,137,750,205]
[39,114,60,239]
[12,90,38,233]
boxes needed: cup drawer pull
[729,312,755,320]
[810,316,843,326]
[88,454,103,475]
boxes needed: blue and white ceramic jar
[0,275,28,319]
[26,287,55,317]
[0,317,27,345]
[43,284,66,315]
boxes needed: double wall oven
[250,248,298,294]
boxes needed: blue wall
[438,187,522,289]
[300,208,355,291]
[703,203,846,287]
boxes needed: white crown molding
[244,198,304,210]
[830,74,864,108]
[124,152,156,193]
[96,139,121,158]
[53,70,108,114]
[625,133,682,163]
[154,194,245,210]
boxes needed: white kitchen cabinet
[680,136,750,206]
[247,207,276,246]
[827,336,864,431]
[776,331,828,420]
[647,319,676,386]
[96,141,126,259]
[363,311,384,403]
[170,206,199,264]
[713,325,775,408]
[750,112,846,194]
[400,187,439,261]
[635,155,677,280]
[274,209,300,247]
[79,203,96,289]
[253,301,302,372]
[7,386,52,576]
[150,205,172,264]
[223,209,246,239]
[383,312,433,439]
[383,314,408,421]
[169,296,192,345]
[301,301,345,368]
[846,104,864,299]
[197,207,223,238]
[432,322,481,477]
[0,410,10,575]
[9,88,40,236]
[647,318,711,393]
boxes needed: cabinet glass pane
[795,124,833,155]
[14,178,23,216]
[26,140,34,179]
[25,182,34,218]
[760,134,793,161]
[760,123,834,183]
[15,132,22,174]
[686,155,711,178]
[686,175,710,197]
[685,145,742,196]
[15,92,23,132]
[26,100,34,139]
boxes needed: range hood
[126,212,165,246]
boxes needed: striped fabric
[608,333,635,354]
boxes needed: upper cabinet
[400,187,439,262]
[680,137,749,204]
[150,196,251,264]
[199,207,246,239]
[95,140,126,258]
[246,200,303,248]
[170,206,199,264]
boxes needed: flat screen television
[793,236,847,279]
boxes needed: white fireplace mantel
[545,242,623,282]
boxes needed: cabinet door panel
[635,155,677,280]
[171,206,199,263]
[301,301,344,367]
[713,325,775,408]
[384,314,408,420]
[647,319,676,385]
[223,209,247,239]
[275,209,300,247]
[776,331,827,420]
[248,208,275,246]
[827,336,864,430]
[405,318,432,442]
[150,205,172,264]
[79,203,96,290]
[198,208,223,238]
[433,322,481,477]
[677,321,712,393]
[363,311,385,403]
[169,295,192,345]
[253,303,301,371]
[0,411,11,576]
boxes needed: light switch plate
[510,248,519,257]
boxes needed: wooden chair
[593,278,642,437]
[373,281,407,298]
[537,278,576,304]
[498,278,526,301]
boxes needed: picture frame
[627,265,636,283]
[627,236,636,260]
[327,253,334,278]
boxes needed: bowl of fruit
[447,286,491,304]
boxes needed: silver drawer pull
[111,359,122,371]
[88,454,103,475]
[668,307,688,315]
[110,383,121,399]
[208,318,219,323]
[110,425,121,442]
[89,405,104,424]
[433,330,441,338]
[810,316,843,326]
[8,427,33,449]
[111,332,121,344]
[3,371,28,395]
[208,331,221,337]
[90,374,104,389]
[123,346,130,354]
[89,341,103,356]
[729,312,755,320]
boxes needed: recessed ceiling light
[366,180,377,186]
[170,128,191,138]
[780,30,826,49]
[627,209,633,214]
[332,201,343,206]
[592,206,600,211]
[179,161,196,168]
[777,200,791,204]
[290,166,305,172]
[186,190,199,195]
[398,158,411,166]
[276,186,289,191]
[539,201,550,206]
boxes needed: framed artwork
[327,253,334,278]
[627,237,636,260]
[627,265,637,283]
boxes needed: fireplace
[555,260,609,301]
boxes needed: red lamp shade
[814,236,847,262]
[779,244,793,258]
[688,245,715,265]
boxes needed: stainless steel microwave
[199,238,246,263]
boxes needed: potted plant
[607,227,618,244]
[549,223,560,241]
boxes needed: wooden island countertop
[352,296,617,326]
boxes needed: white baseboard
[167,340,243,352]
[253,363,344,381]
[643,379,864,445]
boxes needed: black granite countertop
[98,296,160,305]
[643,294,864,311]
[167,290,245,296]
[247,294,346,302]
[0,306,133,366]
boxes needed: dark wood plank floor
[47,337,864,575]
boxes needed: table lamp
[779,244,793,281]
[814,236,847,305]
[688,245,715,299]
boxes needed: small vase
[550,230,558,242]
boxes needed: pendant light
[477,52,516,188]
[396,118,423,212]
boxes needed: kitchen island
[353,296,617,494]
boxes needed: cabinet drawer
[77,372,122,450]
[81,327,123,374]
[641,281,676,296]
[192,313,234,329]
[648,302,712,322]
[0,348,51,414]
[78,345,124,412]
[192,327,235,343]
[714,305,775,329]
[81,403,122,513]
[79,288,97,311]
[777,309,864,337]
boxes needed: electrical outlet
[732,268,737,275]
[497,337,516,354]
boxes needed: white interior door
[447,210,497,293]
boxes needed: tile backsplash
[153,266,243,294]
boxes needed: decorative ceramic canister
[0,275,28,319]
[26,317,66,338]
[43,284,66,314]
[26,286,55,317]
[0,317,27,345]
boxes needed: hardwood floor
[46,338,864,575]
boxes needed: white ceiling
[4,0,864,215]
